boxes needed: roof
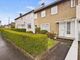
[34,0,70,13]
[15,0,70,20]
[15,10,34,20]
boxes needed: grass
[48,39,58,49]
[1,29,58,57]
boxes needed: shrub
[47,32,56,39]
[35,27,40,34]
[26,31,33,33]
[1,29,48,57]
[11,28,26,32]
[40,30,48,34]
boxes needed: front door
[59,22,66,37]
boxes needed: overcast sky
[0,0,56,25]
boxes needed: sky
[0,0,56,25]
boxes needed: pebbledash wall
[15,11,35,33]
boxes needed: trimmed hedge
[1,29,48,57]
[11,28,26,32]
[40,30,48,34]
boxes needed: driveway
[0,35,33,60]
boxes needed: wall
[15,12,35,33]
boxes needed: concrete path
[0,35,33,60]
[40,40,72,60]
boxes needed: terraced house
[34,0,80,41]
[15,11,35,33]
[15,0,80,41]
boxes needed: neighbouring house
[34,0,80,41]
[4,22,15,28]
[4,25,11,28]
[15,11,35,33]
[10,22,15,28]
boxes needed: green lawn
[1,29,58,57]
[48,39,58,49]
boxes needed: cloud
[26,6,35,10]
[39,0,56,5]
[39,0,46,5]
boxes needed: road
[0,35,33,60]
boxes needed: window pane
[51,6,58,15]
[41,11,46,17]
[34,14,37,19]
[28,23,31,29]
[67,22,71,34]
[71,0,75,7]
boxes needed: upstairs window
[51,6,58,15]
[41,10,46,17]
[71,0,75,7]
[34,14,37,19]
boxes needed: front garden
[0,29,58,58]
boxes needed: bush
[11,28,26,32]
[1,29,48,57]
[35,27,40,34]
[26,31,33,33]
[47,32,56,39]
[40,30,48,34]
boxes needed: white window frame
[34,13,37,19]
[41,10,46,17]
[40,23,50,32]
[71,0,76,7]
[51,6,58,15]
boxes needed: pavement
[0,35,33,60]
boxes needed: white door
[59,22,66,37]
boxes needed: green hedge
[40,30,48,34]
[1,29,48,57]
[11,28,26,32]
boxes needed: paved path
[0,35,33,60]
[40,40,72,60]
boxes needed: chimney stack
[20,13,22,17]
